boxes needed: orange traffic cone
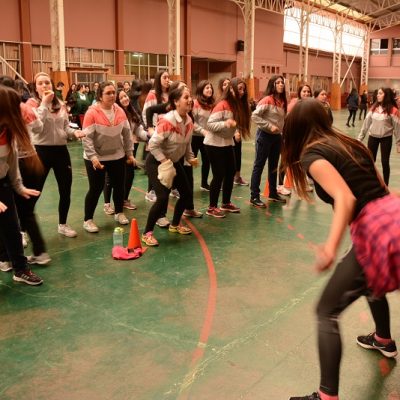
[262,180,269,198]
[284,169,294,189]
[127,218,142,251]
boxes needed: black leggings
[367,135,392,185]
[346,109,357,125]
[144,154,192,233]
[205,144,235,207]
[84,157,125,220]
[316,247,391,396]
[33,145,73,224]
[191,135,210,187]
[104,163,135,203]
[233,137,242,172]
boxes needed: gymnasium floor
[1,109,399,400]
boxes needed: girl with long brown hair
[0,86,43,285]
[282,98,399,400]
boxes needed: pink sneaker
[220,202,240,213]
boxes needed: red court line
[133,186,218,398]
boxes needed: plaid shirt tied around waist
[350,194,400,298]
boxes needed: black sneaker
[289,392,321,400]
[13,269,43,286]
[250,197,266,208]
[356,332,398,358]
[267,193,286,203]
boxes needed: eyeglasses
[103,91,116,96]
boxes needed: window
[371,38,389,55]
[393,38,400,54]
[124,51,179,80]
[0,42,21,76]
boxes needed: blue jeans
[250,129,282,199]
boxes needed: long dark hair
[371,87,397,114]
[0,86,42,173]
[265,75,287,113]
[281,98,375,199]
[230,77,251,139]
[154,70,169,104]
[116,89,140,124]
[195,80,215,109]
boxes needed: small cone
[284,169,294,189]
[127,218,142,251]
[262,180,269,198]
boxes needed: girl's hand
[126,156,137,166]
[92,158,104,170]
[147,127,155,137]
[314,244,335,272]
[74,130,85,139]
[270,125,279,133]
[20,188,41,199]
[42,90,54,107]
[188,158,199,167]
[225,119,237,128]
[234,130,241,141]
[0,201,8,213]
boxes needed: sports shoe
[27,252,51,265]
[234,176,249,186]
[141,231,159,246]
[220,202,240,213]
[103,203,115,215]
[170,189,180,198]
[356,333,398,358]
[83,219,99,233]
[114,213,129,225]
[183,209,203,218]
[145,190,157,202]
[277,185,291,196]
[58,224,77,238]
[268,193,287,203]
[13,269,43,286]
[123,199,137,210]
[21,231,28,248]
[156,217,170,228]
[200,184,210,191]
[206,206,226,218]
[250,197,266,208]
[168,225,192,235]
[0,261,12,272]
[289,392,321,400]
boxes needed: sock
[375,333,392,345]
[319,390,339,400]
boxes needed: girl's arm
[309,159,356,271]
[358,111,372,141]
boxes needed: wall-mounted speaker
[236,40,244,52]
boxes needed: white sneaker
[277,185,291,196]
[83,219,99,233]
[27,252,51,265]
[170,189,180,198]
[58,224,77,238]
[103,203,115,215]
[114,213,129,225]
[21,232,28,248]
[156,217,170,228]
[145,190,157,202]
[0,261,12,272]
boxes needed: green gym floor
[1,110,399,400]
